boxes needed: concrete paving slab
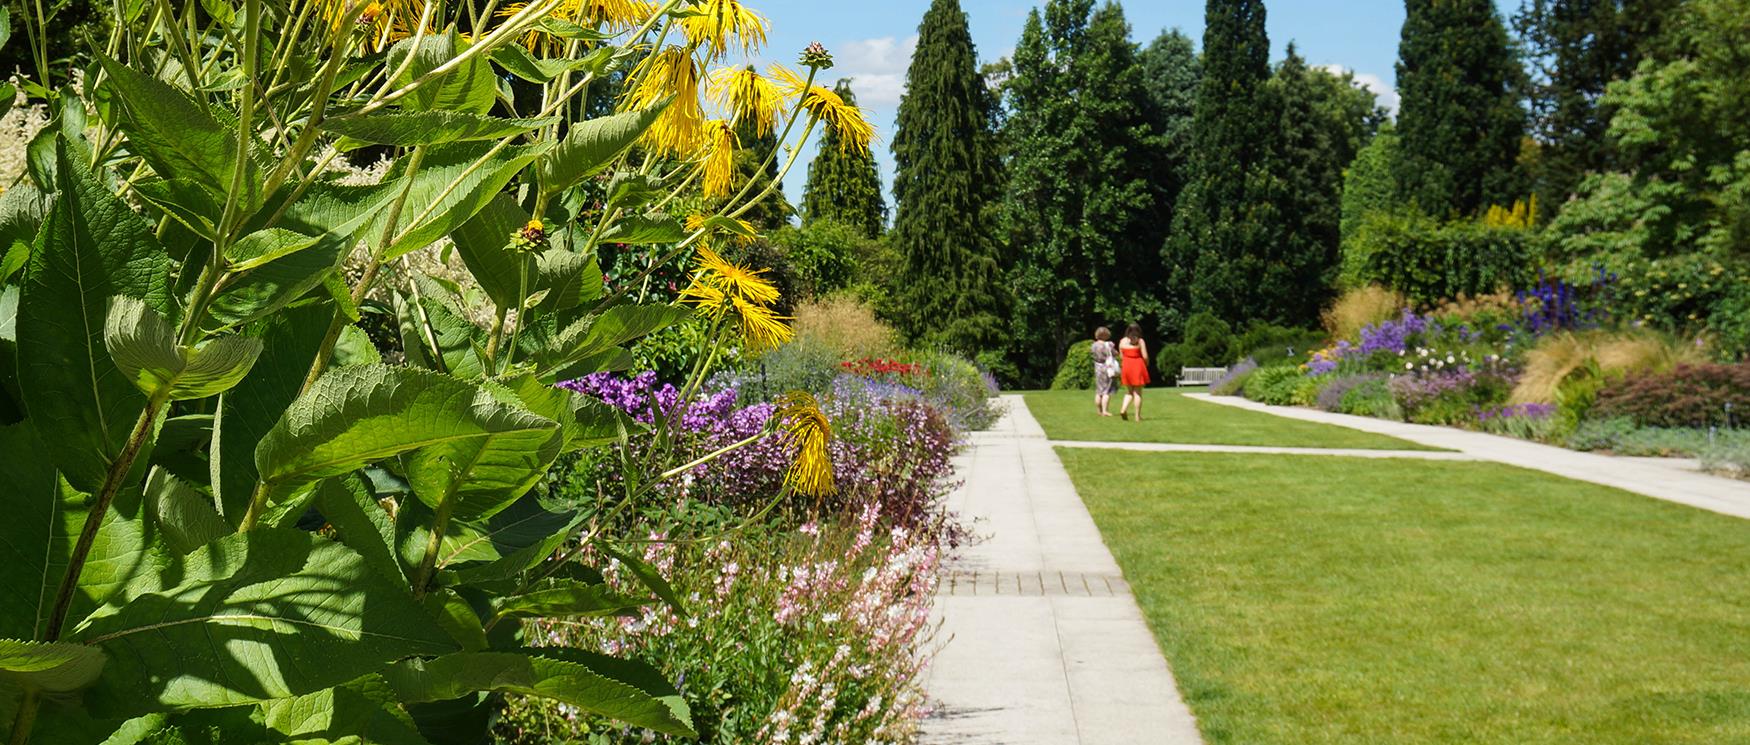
[922,396,1203,745]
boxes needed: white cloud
[1320,64,1400,117]
[829,35,919,114]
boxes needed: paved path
[1189,393,1750,521]
[921,396,1203,745]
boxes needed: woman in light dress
[1090,327,1117,416]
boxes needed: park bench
[1177,367,1228,387]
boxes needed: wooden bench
[1177,367,1228,387]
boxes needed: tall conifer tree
[1394,0,1526,216]
[1139,29,1201,226]
[800,81,887,238]
[1164,0,1274,328]
[889,0,1005,353]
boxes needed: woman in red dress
[1118,323,1150,422]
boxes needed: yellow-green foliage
[1511,330,1708,405]
[1323,286,1408,340]
[791,295,900,360]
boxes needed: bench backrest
[1177,367,1229,386]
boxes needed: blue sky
[744,0,1517,209]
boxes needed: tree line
[798,0,1750,386]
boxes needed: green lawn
[1058,448,1750,744]
[1024,388,1434,450]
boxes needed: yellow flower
[702,119,738,199]
[679,0,768,59]
[777,390,835,497]
[769,65,873,153]
[708,65,785,138]
[733,295,793,351]
[626,46,705,155]
[693,244,780,305]
[501,0,657,53]
[320,0,422,50]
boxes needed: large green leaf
[0,423,170,643]
[598,214,685,245]
[0,638,106,693]
[211,302,332,525]
[96,57,263,211]
[16,137,172,492]
[106,296,263,400]
[491,579,644,620]
[223,228,321,272]
[536,102,670,199]
[535,304,693,378]
[312,475,407,588]
[0,182,48,284]
[254,365,557,499]
[325,110,556,148]
[400,276,490,379]
[489,43,607,83]
[372,142,547,261]
[205,232,346,331]
[387,32,497,116]
[259,675,431,745]
[382,649,693,736]
[143,470,229,556]
[533,249,602,311]
[402,382,562,521]
[74,528,457,716]
[446,194,526,310]
[132,178,226,243]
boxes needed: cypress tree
[1164,0,1274,329]
[800,81,888,238]
[1394,0,1526,216]
[889,0,1005,354]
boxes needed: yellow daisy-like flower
[702,119,738,199]
[319,0,422,50]
[768,64,874,152]
[733,295,793,351]
[679,0,768,59]
[501,0,657,53]
[777,390,835,498]
[693,244,780,305]
[708,65,785,138]
[626,46,705,155]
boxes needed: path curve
[922,395,1202,745]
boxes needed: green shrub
[1350,209,1534,304]
[1341,379,1404,420]
[1234,322,1326,367]
[1051,340,1096,390]
[1593,363,1750,428]
[914,350,1003,431]
[1210,359,1259,396]
[1243,366,1305,406]
[1290,375,1327,407]
[1157,312,1236,380]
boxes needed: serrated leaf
[74,528,457,717]
[105,296,263,400]
[492,579,645,620]
[325,110,556,147]
[313,476,406,588]
[421,590,488,653]
[599,214,685,245]
[401,277,490,378]
[489,43,603,83]
[387,32,496,115]
[95,57,263,211]
[17,137,172,492]
[260,675,431,745]
[132,178,225,242]
[333,324,382,368]
[534,249,602,311]
[383,649,693,736]
[403,382,563,522]
[0,182,48,284]
[144,470,229,556]
[224,228,320,272]
[447,194,528,311]
[375,142,547,261]
[254,365,557,499]
[0,638,106,693]
[604,173,663,211]
[602,545,686,619]
[211,302,331,526]
[205,232,346,331]
[536,304,693,378]
[537,102,671,199]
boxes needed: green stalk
[501,254,532,371]
[412,495,456,599]
[7,691,39,745]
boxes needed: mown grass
[1059,448,1750,744]
[1024,388,1433,450]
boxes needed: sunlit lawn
[1059,448,1750,744]
[1023,388,1433,450]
